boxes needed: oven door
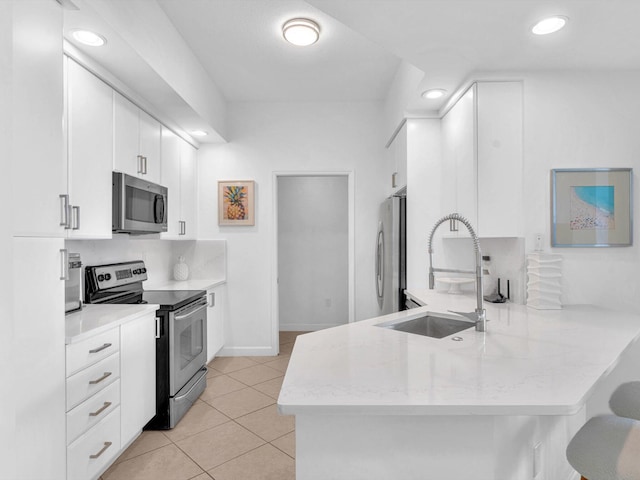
[169,298,208,396]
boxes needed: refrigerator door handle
[376,228,384,301]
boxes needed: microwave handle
[154,194,165,224]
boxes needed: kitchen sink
[378,313,474,339]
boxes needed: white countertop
[146,276,226,292]
[278,289,640,416]
[65,304,159,344]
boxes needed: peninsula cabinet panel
[66,58,113,239]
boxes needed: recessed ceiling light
[71,29,106,47]
[531,16,568,35]
[421,89,447,100]
[191,130,209,137]
[282,18,320,46]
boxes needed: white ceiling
[156,0,400,102]
[63,0,640,140]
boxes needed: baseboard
[279,323,342,332]
[217,346,278,357]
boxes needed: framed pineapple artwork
[218,180,255,226]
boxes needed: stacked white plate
[526,253,562,309]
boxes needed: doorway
[275,174,353,335]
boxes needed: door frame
[271,171,355,352]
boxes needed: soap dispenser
[173,255,189,281]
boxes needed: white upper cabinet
[441,84,477,237]
[180,141,198,239]
[160,128,198,240]
[11,1,66,237]
[441,81,523,238]
[388,122,408,193]
[476,81,523,238]
[114,92,161,184]
[65,58,113,239]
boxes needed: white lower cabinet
[120,314,156,445]
[65,313,156,479]
[67,407,121,480]
[206,285,226,362]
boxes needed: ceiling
[63,0,640,141]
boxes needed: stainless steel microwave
[112,171,168,234]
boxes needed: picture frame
[551,168,633,247]
[218,180,255,226]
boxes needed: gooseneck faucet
[428,213,487,332]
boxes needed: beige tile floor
[100,331,308,480]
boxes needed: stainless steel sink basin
[378,314,474,339]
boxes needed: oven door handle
[174,300,208,321]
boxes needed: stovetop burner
[85,260,205,311]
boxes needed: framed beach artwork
[218,180,255,226]
[551,168,633,247]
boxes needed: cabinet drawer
[67,328,120,376]
[67,353,120,411]
[67,406,121,480]
[67,380,120,445]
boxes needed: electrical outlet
[534,233,544,251]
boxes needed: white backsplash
[437,237,526,304]
[65,237,226,294]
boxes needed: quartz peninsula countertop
[278,290,640,416]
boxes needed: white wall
[523,71,640,313]
[278,176,349,331]
[408,71,640,312]
[198,102,388,355]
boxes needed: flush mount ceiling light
[421,89,447,100]
[71,29,106,47]
[282,18,320,46]
[191,130,209,137]
[531,16,568,35]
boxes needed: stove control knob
[133,269,139,275]
[104,273,112,281]
[141,268,147,274]
[98,274,105,282]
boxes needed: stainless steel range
[85,260,207,429]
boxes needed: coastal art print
[551,168,632,247]
[218,180,255,226]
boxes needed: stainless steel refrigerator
[375,193,406,315]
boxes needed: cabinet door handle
[60,249,69,280]
[89,372,112,385]
[155,317,160,339]
[89,441,112,459]
[89,343,112,354]
[59,194,70,228]
[71,205,80,230]
[88,401,112,417]
[208,292,215,308]
[137,155,144,174]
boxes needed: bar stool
[567,415,640,480]
[610,381,640,421]
[567,382,640,480]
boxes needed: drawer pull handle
[89,441,112,459]
[89,372,112,385]
[89,401,112,417]
[89,343,112,354]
